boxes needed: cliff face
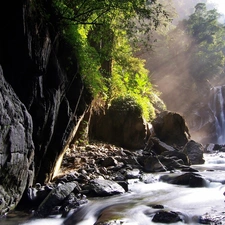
[0,0,91,214]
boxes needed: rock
[27,185,52,207]
[101,157,118,167]
[151,111,190,147]
[89,100,148,150]
[152,210,182,223]
[60,192,88,217]
[85,178,125,196]
[151,137,176,154]
[204,143,215,153]
[0,67,34,215]
[125,169,140,179]
[158,155,189,171]
[138,156,167,173]
[161,150,190,165]
[36,182,80,217]
[182,140,205,165]
[139,174,157,184]
[159,173,209,187]
[199,212,225,224]
[1,0,92,185]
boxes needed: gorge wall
[0,0,91,214]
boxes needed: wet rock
[85,178,125,196]
[138,156,167,173]
[151,137,176,154]
[158,155,189,171]
[182,140,205,165]
[125,169,140,179]
[101,157,118,167]
[159,173,209,187]
[152,210,182,223]
[204,143,215,153]
[60,192,88,217]
[161,150,190,165]
[139,173,157,184]
[149,204,164,209]
[199,212,225,224]
[36,182,80,217]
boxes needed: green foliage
[109,96,143,117]
[46,0,171,120]
[183,4,225,82]
[51,0,170,47]
[138,2,225,115]
[64,24,108,97]
[110,30,160,120]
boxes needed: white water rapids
[4,152,223,225]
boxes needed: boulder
[151,111,190,147]
[159,173,209,187]
[151,137,176,154]
[89,103,148,150]
[85,178,125,196]
[0,68,34,215]
[158,155,189,171]
[161,150,190,165]
[182,140,205,165]
[138,156,167,173]
[152,210,182,223]
[36,182,80,217]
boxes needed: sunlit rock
[182,140,205,165]
[85,178,125,196]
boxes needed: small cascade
[209,86,225,144]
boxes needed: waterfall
[209,86,225,144]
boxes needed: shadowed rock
[0,67,34,215]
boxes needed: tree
[52,0,170,45]
[46,0,171,120]
[184,3,225,83]
[137,2,225,116]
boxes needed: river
[2,152,225,225]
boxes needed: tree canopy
[139,2,225,115]
[42,0,170,120]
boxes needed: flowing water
[2,152,225,225]
[209,86,225,144]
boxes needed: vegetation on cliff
[34,0,171,121]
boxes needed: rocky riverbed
[6,141,224,225]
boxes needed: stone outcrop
[89,106,148,150]
[0,67,34,215]
[0,0,91,186]
[0,0,91,215]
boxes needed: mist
[138,0,225,143]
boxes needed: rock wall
[0,0,91,214]
[0,66,34,215]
